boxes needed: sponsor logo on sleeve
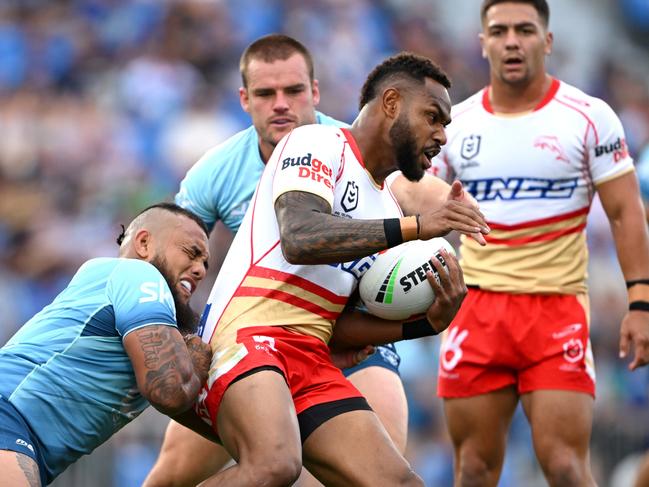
[282,152,333,189]
[594,137,628,162]
[139,279,174,308]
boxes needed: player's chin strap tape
[629,301,649,312]
[626,279,649,289]
[402,317,438,340]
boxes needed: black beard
[389,114,425,182]
[151,255,199,335]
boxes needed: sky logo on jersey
[282,152,333,189]
[139,279,174,308]
[594,137,628,162]
[374,259,403,304]
[462,177,579,201]
[534,135,569,163]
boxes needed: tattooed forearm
[275,191,389,264]
[16,452,40,487]
[134,326,201,415]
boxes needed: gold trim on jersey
[462,219,589,294]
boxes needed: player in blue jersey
[0,203,214,486]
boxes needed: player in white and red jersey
[425,1,649,486]
[191,53,489,487]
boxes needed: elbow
[279,232,315,265]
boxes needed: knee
[242,456,302,487]
[543,454,590,487]
[456,454,492,487]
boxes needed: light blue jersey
[0,257,177,483]
[175,111,347,233]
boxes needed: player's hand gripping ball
[359,238,456,320]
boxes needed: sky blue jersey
[0,257,177,483]
[175,112,347,233]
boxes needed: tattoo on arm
[135,327,197,414]
[275,191,389,264]
[16,452,40,487]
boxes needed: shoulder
[108,258,163,287]
[315,111,349,128]
[554,80,618,120]
[190,126,259,173]
[289,123,345,142]
[451,89,485,118]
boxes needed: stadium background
[1,0,649,485]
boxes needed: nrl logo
[341,181,359,212]
[460,135,481,160]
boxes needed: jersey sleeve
[107,260,177,338]
[272,125,342,209]
[175,148,222,233]
[588,98,634,185]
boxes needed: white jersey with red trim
[431,78,634,294]
[201,124,402,346]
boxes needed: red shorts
[437,289,595,398]
[195,326,367,439]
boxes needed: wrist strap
[400,215,419,242]
[402,317,438,340]
[626,279,649,289]
[630,301,649,312]
[383,218,403,247]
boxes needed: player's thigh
[346,365,408,452]
[0,450,41,487]
[143,420,231,487]
[302,409,422,487]
[443,387,518,466]
[521,390,594,466]
[216,370,302,464]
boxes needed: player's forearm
[330,310,404,348]
[611,206,649,282]
[136,328,204,415]
[275,191,393,264]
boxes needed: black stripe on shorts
[297,397,372,444]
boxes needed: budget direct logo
[281,152,333,189]
[594,137,628,162]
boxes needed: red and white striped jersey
[201,124,402,347]
[431,78,634,294]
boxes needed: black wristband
[630,301,649,312]
[402,318,438,340]
[384,218,403,248]
[626,279,649,289]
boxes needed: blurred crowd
[1,0,649,485]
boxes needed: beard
[151,255,199,335]
[389,114,424,182]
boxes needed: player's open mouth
[504,56,523,68]
[424,147,439,162]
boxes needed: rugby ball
[359,238,456,320]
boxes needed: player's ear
[544,31,553,56]
[239,87,250,113]
[479,33,487,58]
[133,229,153,260]
[311,79,320,106]
[382,87,400,120]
